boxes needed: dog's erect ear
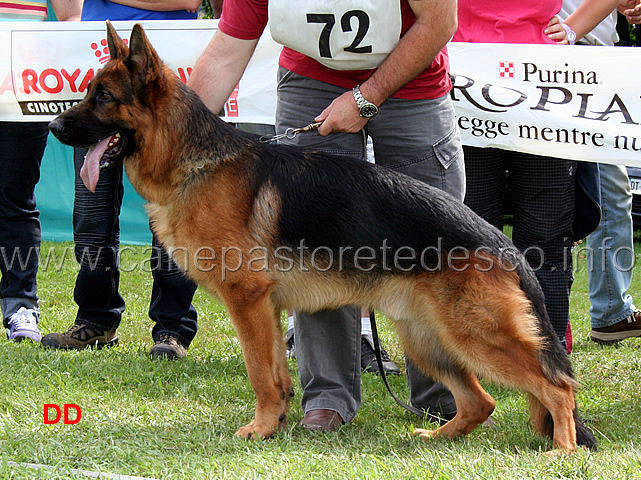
[127,23,163,82]
[106,20,128,60]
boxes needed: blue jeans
[586,163,636,328]
[276,68,464,422]
[0,122,48,323]
[72,147,198,346]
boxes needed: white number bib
[268,0,402,70]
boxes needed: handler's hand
[314,91,369,136]
[619,0,641,24]
[545,16,569,44]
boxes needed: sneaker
[6,307,42,342]
[361,334,401,375]
[41,321,118,349]
[284,328,296,359]
[590,309,641,344]
[149,334,187,360]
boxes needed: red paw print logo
[91,37,129,64]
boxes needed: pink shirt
[452,0,562,44]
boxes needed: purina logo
[499,61,515,79]
[91,37,129,64]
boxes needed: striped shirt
[0,0,48,21]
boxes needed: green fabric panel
[36,134,153,245]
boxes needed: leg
[461,145,507,231]
[277,68,365,424]
[149,232,198,355]
[0,122,48,340]
[294,307,361,423]
[368,94,465,415]
[509,153,576,342]
[393,318,495,439]
[72,146,125,330]
[399,268,581,451]
[41,147,123,349]
[406,360,456,419]
[221,277,293,439]
[586,164,640,342]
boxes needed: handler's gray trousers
[276,68,465,423]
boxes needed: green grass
[2,237,641,479]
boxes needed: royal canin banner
[0,20,279,124]
[1,20,640,166]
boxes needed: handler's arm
[50,0,82,20]
[562,0,620,41]
[315,0,457,136]
[110,0,203,12]
[187,30,259,114]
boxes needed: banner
[2,20,641,166]
[447,42,641,167]
[0,19,279,124]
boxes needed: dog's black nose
[48,118,64,137]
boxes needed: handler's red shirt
[218,0,451,100]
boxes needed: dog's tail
[516,259,598,451]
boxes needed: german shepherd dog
[49,22,596,452]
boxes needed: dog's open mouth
[80,132,125,192]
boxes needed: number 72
[306,10,372,59]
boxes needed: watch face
[360,104,378,118]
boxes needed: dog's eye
[97,90,113,102]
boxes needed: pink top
[452,0,562,44]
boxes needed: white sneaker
[6,307,42,342]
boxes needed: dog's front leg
[221,278,293,439]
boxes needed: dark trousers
[73,147,198,346]
[462,146,576,342]
[0,122,48,323]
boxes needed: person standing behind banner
[453,0,602,352]
[1,0,81,343]
[554,0,641,345]
[41,0,203,359]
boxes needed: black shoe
[149,334,187,360]
[591,309,641,344]
[41,321,118,349]
[361,334,401,375]
[284,328,296,359]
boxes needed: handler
[188,0,463,431]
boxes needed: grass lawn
[2,235,641,479]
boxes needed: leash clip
[260,121,323,143]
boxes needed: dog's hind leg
[520,373,578,452]
[393,322,496,440]
[414,370,496,440]
[220,276,294,439]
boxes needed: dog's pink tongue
[80,137,110,192]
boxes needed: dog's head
[49,21,167,192]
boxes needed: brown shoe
[299,409,344,432]
[149,334,187,359]
[591,309,641,344]
[41,321,118,349]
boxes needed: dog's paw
[413,427,437,442]
[235,419,279,440]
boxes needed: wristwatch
[352,85,379,119]
[562,23,577,45]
